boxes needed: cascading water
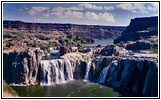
[84,59,92,81]
[97,61,113,84]
[40,59,73,85]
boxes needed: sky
[3,2,158,26]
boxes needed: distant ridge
[3,20,126,39]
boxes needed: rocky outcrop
[3,20,125,39]
[98,45,128,56]
[114,16,158,43]
[3,49,158,96]
[60,46,78,56]
[3,49,43,85]
[125,41,152,50]
[100,45,115,56]
[91,58,158,97]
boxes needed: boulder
[100,45,128,56]
[60,46,73,56]
[100,45,115,56]
[79,48,91,53]
[125,41,151,50]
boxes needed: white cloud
[28,6,49,15]
[79,3,103,10]
[84,11,115,22]
[52,8,83,19]
[104,6,114,10]
[52,6,83,12]
[79,3,115,10]
[52,6,115,22]
[147,3,158,11]
[42,13,50,17]
[19,7,29,11]
[72,11,83,19]
[27,4,115,23]
[51,6,84,18]
[117,3,158,13]
[62,10,83,19]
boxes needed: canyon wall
[3,20,125,39]
[3,51,158,96]
[93,58,158,97]
[3,49,43,85]
[114,16,158,43]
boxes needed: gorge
[3,16,158,97]
[3,48,158,97]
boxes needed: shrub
[150,46,158,53]
[3,80,18,96]
[67,34,73,39]
[42,55,49,60]
[3,34,13,38]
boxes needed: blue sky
[3,3,158,26]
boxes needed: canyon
[3,48,158,97]
[3,20,125,39]
[3,16,158,97]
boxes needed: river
[85,39,113,47]
[12,80,120,97]
[12,80,138,97]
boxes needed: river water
[85,39,114,47]
[12,80,121,97]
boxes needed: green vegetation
[42,55,50,60]
[3,80,18,96]
[59,34,94,47]
[150,46,158,53]
[3,34,15,39]
[150,40,156,44]
[132,50,141,53]
[40,45,49,51]
[67,34,73,39]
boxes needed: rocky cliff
[3,50,158,96]
[91,58,158,97]
[38,56,158,97]
[3,20,125,39]
[114,16,158,43]
[3,49,43,85]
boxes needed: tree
[67,34,73,39]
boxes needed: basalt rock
[114,16,158,43]
[125,41,152,50]
[103,58,158,97]
[3,49,43,85]
[60,46,73,56]
[100,45,128,56]
[3,20,125,39]
[100,45,115,56]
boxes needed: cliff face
[3,49,43,85]
[114,16,158,43]
[89,57,158,97]
[109,59,158,97]
[3,50,158,96]
[3,20,125,39]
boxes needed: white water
[97,61,113,84]
[40,59,73,85]
[84,59,92,81]
[49,47,60,59]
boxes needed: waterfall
[40,59,73,85]
[84,59,92,81]
[97,61,113,84]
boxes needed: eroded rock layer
[3,49,43,85]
